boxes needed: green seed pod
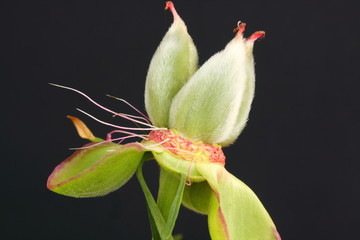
[47,143,144,198]
[145,1,198,127]
[169,23,264,146]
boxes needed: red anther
[248,31,266,42]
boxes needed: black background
[6,0,359,239]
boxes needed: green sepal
[91,137,105,143]
[196,163,279,240]
[182,180,213,215]
[47,143,144,198]
[142,140,204,181]
[157,168,180,220]
[148,145,205,182]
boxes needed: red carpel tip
[165,1,174,10]
[233,21,246,36]
[165,1,179,19]
[248,31,266,42]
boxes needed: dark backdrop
[6,0,359,239]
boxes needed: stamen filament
[107,130,147,141]
[69,135,147,150]
[77,108,161,132]
[49,83,156,128]
[106,94,151,124]
[112,112,148,121]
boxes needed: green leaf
[142,152,163,240]
[165,174,185,237]
[196,163,280,240]
[136,162,174,240]
[157,168,186,237]
[47,143,144,198]
[146,199,161,240]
